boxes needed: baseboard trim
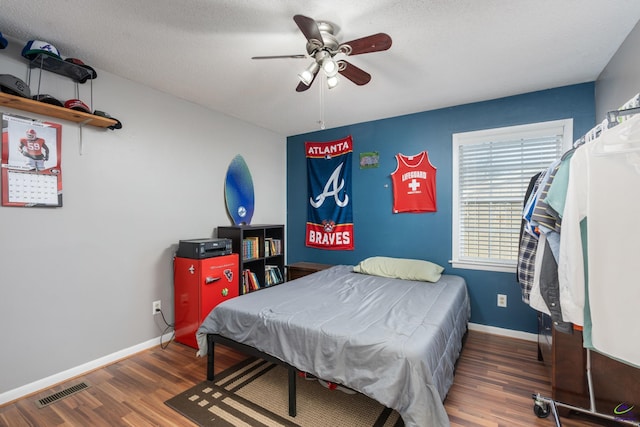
[468,323,538,342]
[1,325,535,406]
[0,332,174,406]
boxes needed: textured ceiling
[1,0,639,136]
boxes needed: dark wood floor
[0,330,619,426]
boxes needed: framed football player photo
[1,112,63,207]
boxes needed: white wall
[596,20,640,117]
[0,38,286,401]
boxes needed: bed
[196,263,470,427]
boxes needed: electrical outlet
[497,294,507,308]
[152,300,161,315]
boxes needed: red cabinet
[173,254,239,348]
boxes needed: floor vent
[35,381,90,408]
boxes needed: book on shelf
[264,238,282,257]
[250,270,261,290]
[265,265,284,287]
[241,269,249,294]
[242,236,260,260]
[242,268,261,293]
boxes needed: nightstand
[286,262,333,281]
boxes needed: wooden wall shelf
[0,92,116,128]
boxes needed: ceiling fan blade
[296,81,311,92]
[338,61,371,86]
[251,54,307,59]
[293,14,324,45]
[340,33,392,55]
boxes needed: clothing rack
[607,93,640,127]
[571,93,640,148]
[607,105,640,127]
[531,93,640,427]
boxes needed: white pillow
[353,256,444,283]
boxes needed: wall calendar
[1,113,63,207]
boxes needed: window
[452,119,573,273]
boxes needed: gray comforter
[196,265,470,427]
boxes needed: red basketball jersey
[391,151,437,213]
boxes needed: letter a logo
[310,163,349,208]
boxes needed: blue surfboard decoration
[225,155,255,225]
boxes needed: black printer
[176,238,232,259]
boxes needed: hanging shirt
[545,149,575,224]
[528,233,572,334]
[531,160,561,234]
[559,115,640,367]
[516,172,543,303]
[390,151,437,213]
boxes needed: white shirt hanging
[558,114,640,367]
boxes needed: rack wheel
[533,402,550,418]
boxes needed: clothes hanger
[593,112,640,155]
[566,93,640,157]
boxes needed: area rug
[165,357,403,426]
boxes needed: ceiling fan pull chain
[318,80,326,130]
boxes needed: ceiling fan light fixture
[321,57,338,77]
[327,75,339,89]
[298,61,319,86]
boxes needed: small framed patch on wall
[359,151,379,169]
[1,113,63,207]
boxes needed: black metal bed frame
[206,333,298,417]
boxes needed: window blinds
[456,129,564,267]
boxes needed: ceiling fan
[252,14,392,92]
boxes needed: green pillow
[353,256,444,283]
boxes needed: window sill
[451,260,516,274]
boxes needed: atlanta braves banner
[306,136,354,250]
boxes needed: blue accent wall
[286,83,595,334]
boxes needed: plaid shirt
[517,172,543,303]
